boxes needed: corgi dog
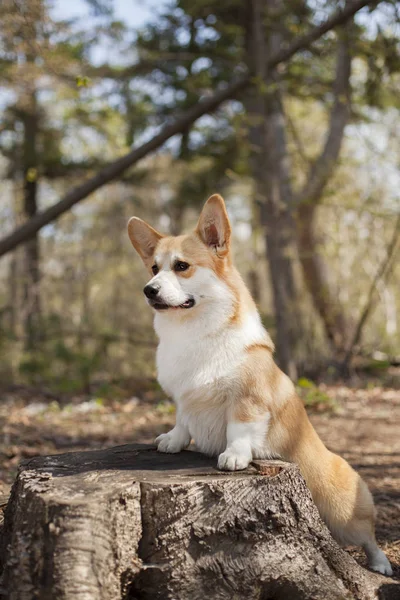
[127,194,392,576]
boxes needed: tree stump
[0,443,397,600]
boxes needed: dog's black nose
[144,284,160,299]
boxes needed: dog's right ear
[196,194,231,256]
[127,217,163,262]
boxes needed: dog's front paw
[155,429,189,454]
[218,449,251,471]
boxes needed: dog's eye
[152,264,159,275]
[174,261,189,272]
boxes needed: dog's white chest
[156,330,239,400]
[156,311,268,399]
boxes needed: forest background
[0,1,399,570]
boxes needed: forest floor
[0,372,399,581]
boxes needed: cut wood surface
[0,444,398,600]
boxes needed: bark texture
[1,443,396,600]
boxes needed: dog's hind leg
[328,475,393,576]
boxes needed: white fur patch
[148,270,188,307]
[155,423,191,454]
[155,271,268,398]
[218,418,270,471]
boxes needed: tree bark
[1,443,396,600]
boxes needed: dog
[127,193,392,576]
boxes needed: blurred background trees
[0,0,399,394]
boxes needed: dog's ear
[196,194,231,256]
[127,217,163,262]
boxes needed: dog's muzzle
[143,284,195,311]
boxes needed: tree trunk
[262,205,300,380]
[262,72,301,381]
[22,89,41,350]
[295,28,353,352]
[297,202,349,350]
[246,0,301,380]
[1,443,396,600]
[7,253,18,337]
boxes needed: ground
[0,374,399,580]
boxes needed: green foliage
[17,322,113,394]
[296,377,337,412]
[363,358,392,373]
[19,354,49,379]
[0,0,134,183]
[132,0,251,207]
[156,400,176,415]
[359,28,400,110]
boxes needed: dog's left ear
[196,194,231,256]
